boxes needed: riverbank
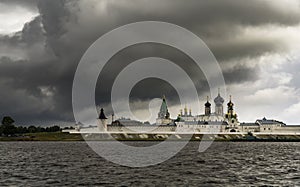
[0,132,83,141]
[1,132,300,141]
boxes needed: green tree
[1,116,17,136]
[1,116,15,126]
[16,126,28,134]
[28,126,37,133]
[46,126,61,132]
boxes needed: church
[154,92,300,133]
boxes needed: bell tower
[156,95,172,125]
[205,96,211,116]
[225,95,238,123]
[158,95,170,119]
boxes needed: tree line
[0,116,71,136]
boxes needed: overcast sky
[1,0,300,125]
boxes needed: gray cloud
[0,0,299,124]
[0,0,38,12]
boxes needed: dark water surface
[0,142,299,186]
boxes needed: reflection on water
[0,142,299,186]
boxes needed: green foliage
[1,124,17,136]
[0,116,63,136]
[1,116,15,126]
[28,126,37,133]
[1,116,16,136]
[63,126,75,130]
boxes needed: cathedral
[155,91,241,132]
[179,92,227,123]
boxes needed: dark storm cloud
[223,65,259,84]
[0,0,299,124]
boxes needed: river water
[0,142,299,186]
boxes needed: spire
[205,96,211,107]
[227,95,234,106]
[218,88,220,95]
[158,96,169,119]
[184,104,188,116]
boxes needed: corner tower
[97,108,108,131]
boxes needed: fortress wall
[274,126,300,132]
[107,126,176,132]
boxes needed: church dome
[227,100,234,107]
[205,101,211,107]
[214,93,224,105]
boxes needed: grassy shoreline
[0,132,300,142]
[0,132,84,141]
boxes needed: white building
[93,94,300,134]
[239,117,300,133]
[177,92,240,132]
[180,94,225,123]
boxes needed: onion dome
[205,96,211,107]
[205,101,211,107]
[214,91,224,106]
[227,95,234,107]
[227,100,234,107]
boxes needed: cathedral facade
[179,92,227,123]
[172,92,240,132]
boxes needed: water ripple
[0,142,299,186]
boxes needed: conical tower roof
[158,95,169,118]
[99,108,107,119]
